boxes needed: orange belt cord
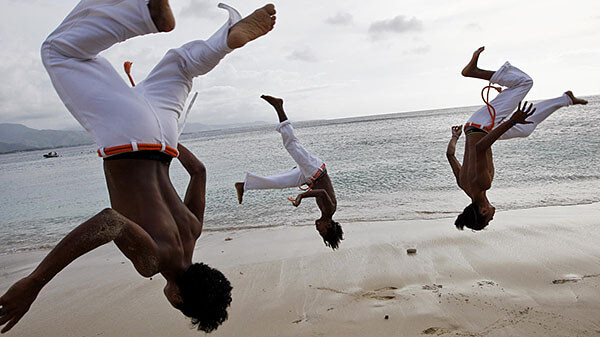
[297,163,326,191]
[289,164,327,203]
[480,84,502,130]
[124,61,135,87]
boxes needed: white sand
[1,203,600,336]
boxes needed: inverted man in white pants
[235,95,343,250]
[446,46,588,231]
[0,0,276,333]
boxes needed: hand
[0,277,42,333]
[451,125,463,139]
[509,101,535,125]
[288,195,302,207]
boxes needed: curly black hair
[455,203,488,231]
[176,263,233,333]
[322,220,344,250]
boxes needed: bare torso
[311,172,337,218]
[103,159,201,274]
[459,133,494,198]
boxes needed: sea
[1,96,598,255]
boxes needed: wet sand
[1,203,599,336]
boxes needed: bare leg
[148,0,175,32]
[565,91,588,105]
[235,182,244,204]
[261,95,287,122]
[227,4,276,49]
[461,46,495,81]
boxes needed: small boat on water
[43,151,59,158]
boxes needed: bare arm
[446,125,463,185]
[291,189,335,212]
[0,208,159,333]
[475,101,535,154]
[177,144,206,224]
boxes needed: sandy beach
[1,203,600,337]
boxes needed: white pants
[467,61,572,140]
[41,0,241,157]
[244,121,325,191]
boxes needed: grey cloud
[280,84,339,95]
[464,22,482,30]
[0,50,65,127]
[368,15,423,38]
[196,85,237,97]
[287,47,318,63]
[326,12,354,25]
[9,110,58,122]
[404,45,431,55]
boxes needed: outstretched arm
[475,101,535,154]
[0,208,160,333]
[446,125,463,185]
[291,189,335,212]
[177,144,206,224]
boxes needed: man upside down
[0,0,276,333]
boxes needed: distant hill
[0,123,93,154]
[0,121,272,154]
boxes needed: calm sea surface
[1,96,598,254]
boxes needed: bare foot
[565,91,588,105]
[235,182,244,204]
[261,95,287,122]
[148,0,175,32]
[260,94,283,109]
[227,4,276,49]
[461,46,485,77]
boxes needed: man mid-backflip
[235,95,343,250]
[447,46,588,231]
[0,0,276,333]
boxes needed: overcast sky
[1,0,599,130]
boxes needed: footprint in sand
[552,273,600,285]
[315,286,348,295]
[363,286,398,301]
[315,286,398,301]
[476,280,497,287]
[552,275,582,284]
[422,327,454,335]
[422,284,443,293]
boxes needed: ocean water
[1,96,599,254]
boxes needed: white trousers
[467,61,572,140]
[41,0,241,157]
[244,121,325,191]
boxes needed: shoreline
[2,201,599,257]
[1,203,599,336]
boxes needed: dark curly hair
[176,263,233,333]
[322,220,344,250]
[455,203,488,231]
